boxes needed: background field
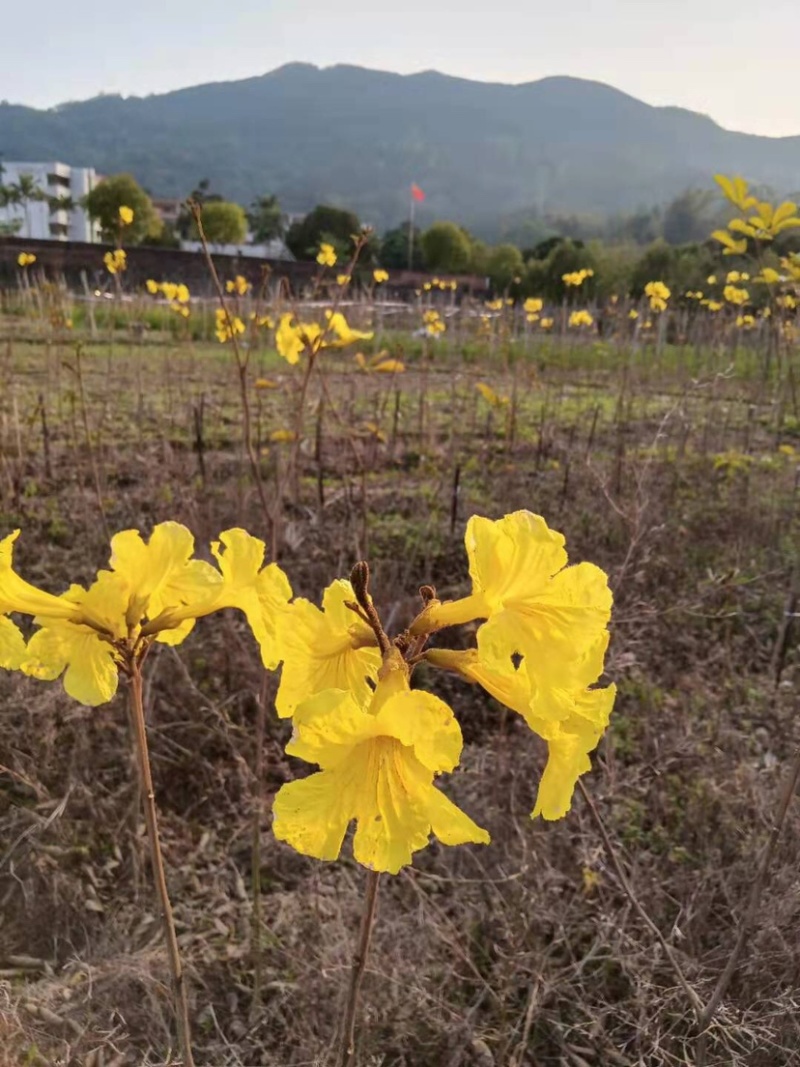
[1,306,799,1066]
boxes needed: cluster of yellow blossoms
[103,249,127,275]
[562,268,595,288]
[225,274,251,296]
[0,511,613,874]
[275,310,373,364]
[644,280,670,313]
[146,279,191,317]
[17,253,36,268]
[215,307,246,343]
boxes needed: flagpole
[408,185,415,271]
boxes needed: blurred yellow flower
[476,382,509,408]
[524,297,543,315]
[103,249,127,275]
[118,205,134,226]
[562,269,594,287]
[225,275,251,296]
[569,309,594,328]
[540,317,554,330]
[316,243,337,268]
[146,278,160,295]
[644,280,670,312]
[723,284,749,306]
[214,307,246,343]
[336,274,351,286]
[17,253,36,267]
[373,268,389,284]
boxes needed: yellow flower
[17,253,36,267]
[705,300,723,312]
[711,230,747,257]
[4,524,223,705]
[410,512,612,722]
[425,646,615,819]
[254,377,279,389]
[524,298,543,315]
[526,313,540,324]
[714,174,758,213]
[336,274,351,286]
[707,275,717,285]
[175,283,190,304]
[628,309,639,320]
[118,205,134,226]
[269,429,297,443]
[569,310,593,328]
[203,529,292,670]
[735,315,756,329]
[485,299,504,311]
[476,382,509,408]
[274,579,381,718]
[316,243,337,268]
[272,648,489,873]
[540,317,554,330]
[215,308,246,343]
[723,284,749,306]
[103,250,127,275]
[755,268,781,285]
[225,275,251,296]
[324,310,374,348]
[373,357,405,373]
[146,279,160,295]
[644,280,670,312]
[373,269,389,284]
[562,269,594,287]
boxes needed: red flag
[411,183,426,202]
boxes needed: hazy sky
[2,0,798,137]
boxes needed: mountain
[2,63,800,235]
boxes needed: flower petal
[0,616,26,669]
[23,623,119,706]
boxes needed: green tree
[286,204,362,262]
[5,173,46,237]
[662,189,715,246]
[247,194,284,243]
[379,222,423,270]
[192,200,248,246]
[84,174,158,244]
[421,221,472,273]
[486,243,524,291]
[522,239,598,302]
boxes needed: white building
[0,161,100,242]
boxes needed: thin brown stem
[337,869,380,1067]
[189,201,274,546]
[129,660,195,1067]
[577,779,703,1019]
[71,345,111,543]
[695,745,800,1065]
[250,669,270,1016]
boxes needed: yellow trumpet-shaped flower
[324,310,374,348]
[373,269,389,284]
[425,645,615,819]
[524,297,544,315]
[723,284,749,306]
[272,648,489,873]
[275,313,322,364]
[569,309,594,328]
[275,578,380,717]
[204,528,292,670]
[0,615,26,669]
[316,243,337,268]
[118,205,134,226]
[225,275,251,296]
[275,311,373,363]
[411,512,612,719]
[215,308,246,343]
[6,524,221,706]
[103,249,127,275]
[17,253,36,267]
[146,278,160,295]
[644,280,671,312]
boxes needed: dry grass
[1,332,799,1066]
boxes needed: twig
[337,869,380,1067]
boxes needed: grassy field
[1,317,799,1066]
